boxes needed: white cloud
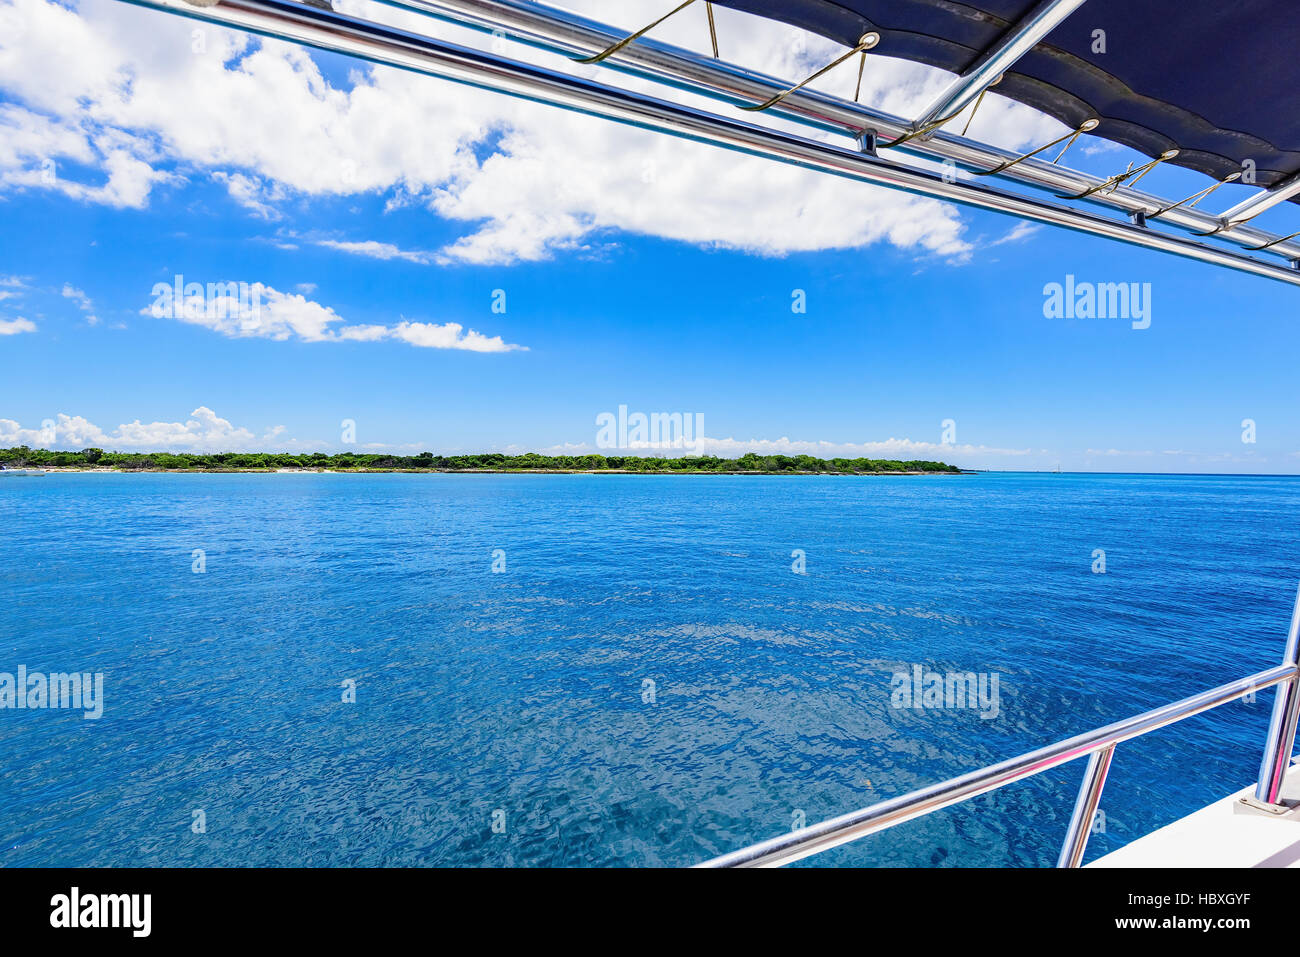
[0,0,1063,264]
[530,434,1029,461]
[334,323,390,342]
[316,239,433,264]
[211,170,283,219]
[1081,140,1122,157]
[0,101,168,207]
[989,222,1043,247]
[0,316,35,334]
[61,282,98,324]
[388,320,523,353]
[163,284,344,342]
[143,280,526,351]
[0,275,27,318]
[686,436,1030,458]
[0,406,280,450]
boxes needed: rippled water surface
[3,472,1299,867]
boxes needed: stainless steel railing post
[1254,583,1300,805]
[1057,744,1114,867]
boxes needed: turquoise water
[2,471,1298,867]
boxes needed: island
[0,447,966,475]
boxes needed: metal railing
[698,584,1300,867]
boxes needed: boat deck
[1090,762,1300,868]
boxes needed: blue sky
[1,0,1298,472]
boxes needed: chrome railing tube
[1255,584,1300,805]
[1219,173,1300,229]
[698,663,1296,867]
[1056,743,1114,868]
[908,0,1088,138]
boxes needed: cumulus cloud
[142,279,526,351]
[387,320,522,352]
[0,406,278,451]
[0,0,1063,264]
[211,170,284,219]
[0,316,35,334]
[0,101,168,207]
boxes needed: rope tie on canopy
[1197,196,1292,238]
[741,32,879,111]
[705,1,718,58]
[574,0,698,64]
[877,103,966,148]
[959,82,995,136]
[1243,229,1300,252]
[1061,148,1180,199]
[879,76,1002,149]
[1147,172,1241,220]
[969,118,1098,176]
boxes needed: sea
[2,471,1298,867]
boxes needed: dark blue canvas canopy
[713,0,1300,197]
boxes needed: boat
[110,0,1300,870]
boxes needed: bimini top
[121,0,1300,286]
[713,0,1300,196]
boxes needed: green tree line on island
[0,447,963,474]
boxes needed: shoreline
[1,449,966,476]
[14,466,976,476]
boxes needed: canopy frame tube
[1220,173,1300,229]
[908,0,1088,140]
